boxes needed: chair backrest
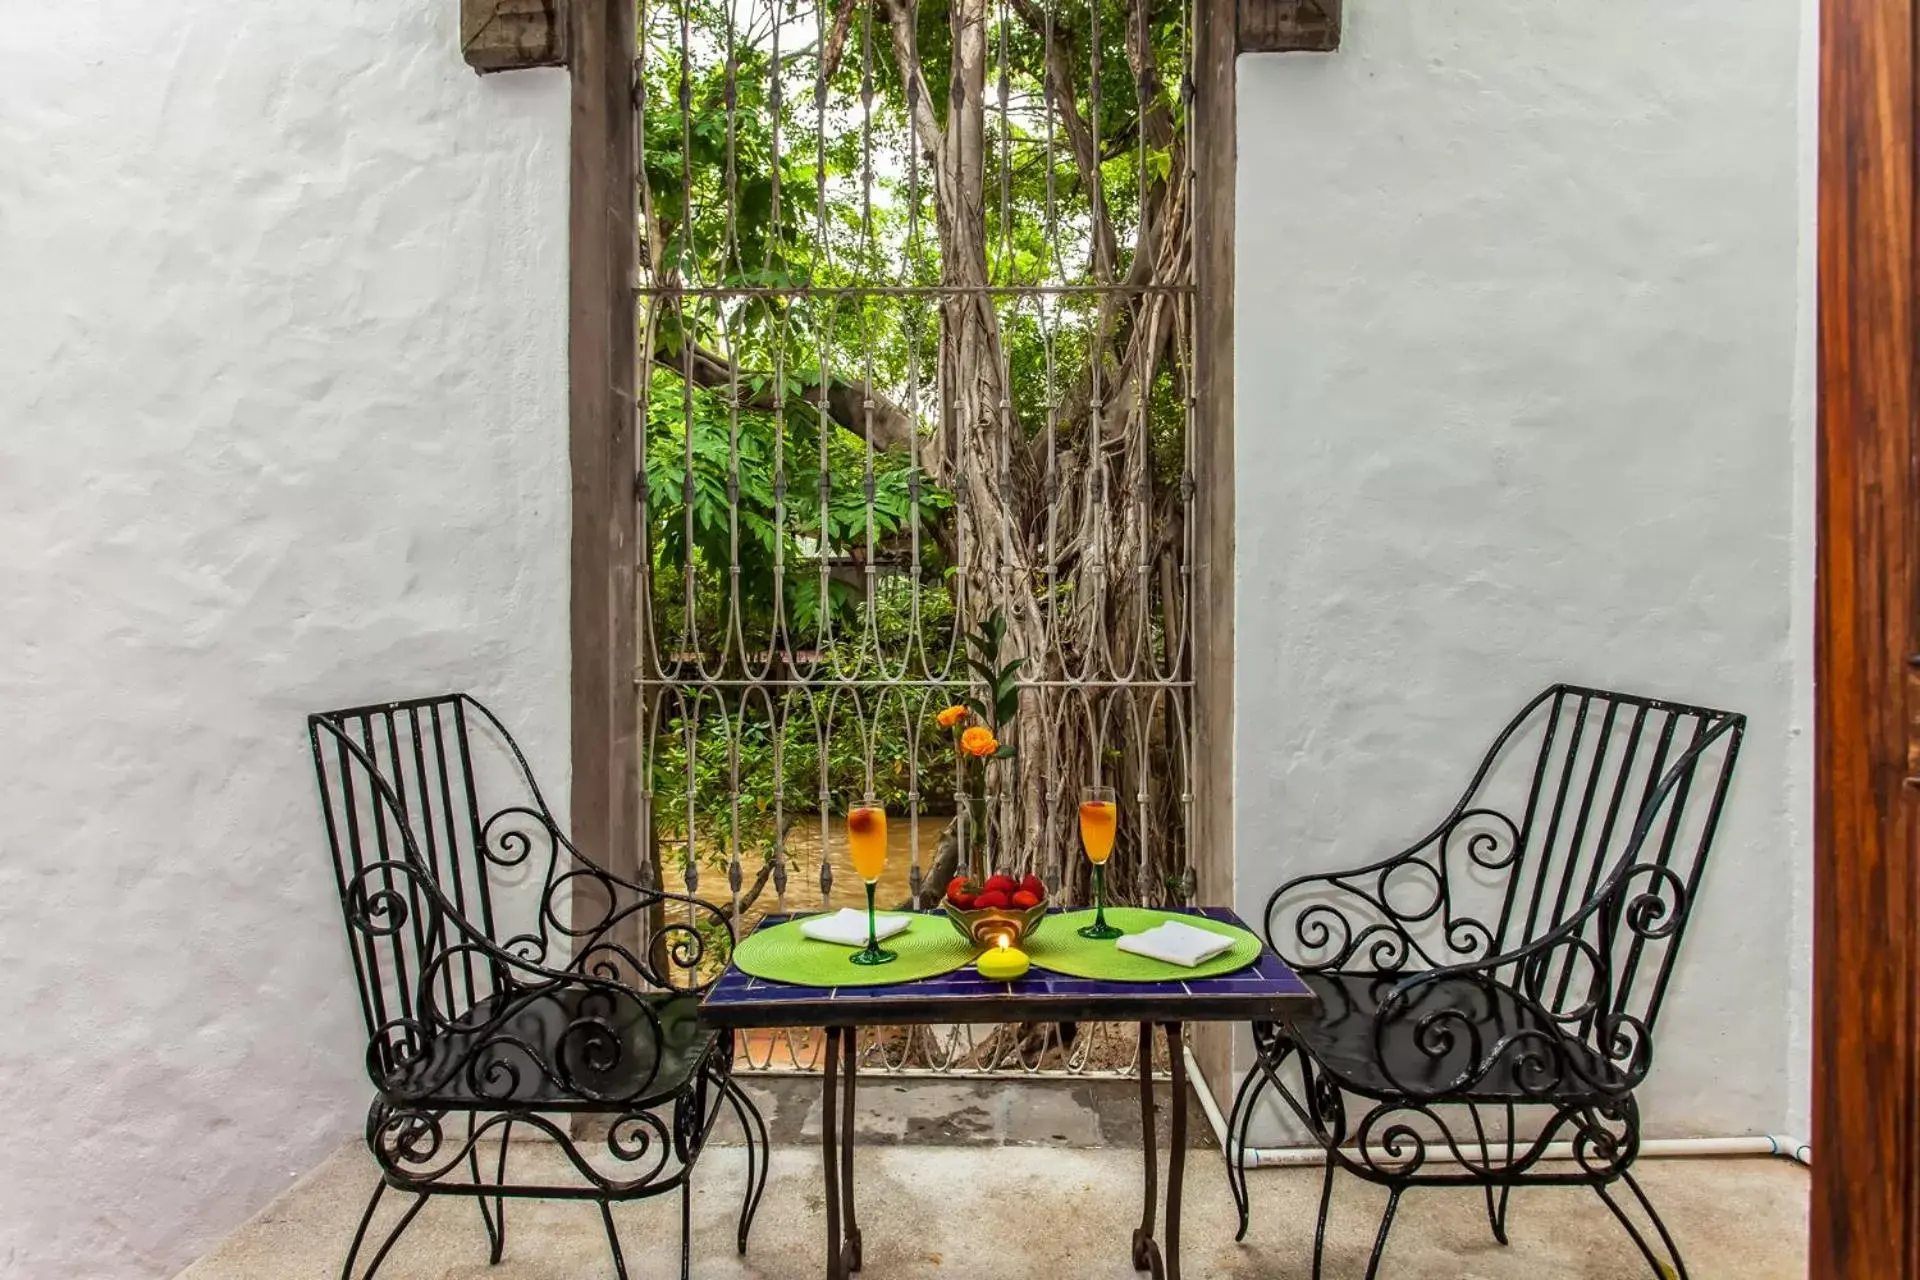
[1264,684,1744,1041]
[1476,686,1742,1038]
[308,693,725,1081]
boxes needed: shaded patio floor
[177,1081,1807,1279]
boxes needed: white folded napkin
[1115,920,1235,968]
[798,908,914,947]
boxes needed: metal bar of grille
[633,283,1197,297]
[634,0,1198,1077]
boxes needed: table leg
[840,1027,862,1272]
[1164,1022,1187,1280]
[1132,1022,1165,1279]
[1131,1023,1187,1280]
[822,1027,843,1280]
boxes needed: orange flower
[960,726,999,758]
[936,704,970,729]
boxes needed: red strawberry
[975,890,1011,910]
[1019,874,1045,900]
[1010,889,1040,909]
[947,876,976,901]
[984,874,1018,895]
[950,894,977,911]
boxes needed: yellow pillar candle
[977,939,1030,981]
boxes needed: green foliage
[961,611,1021,757]
[639,0,1193,882]
[644,368,952,642]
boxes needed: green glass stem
[850,879,897,965]
[1079,863,1123,940]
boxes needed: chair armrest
[470,801,740,990]
[1261,806,1522,974]
[1365,862,1681,1100]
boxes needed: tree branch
[821,0,860,82]
[651,337,920,453]
[876,0,947,158]
[1008,0,1118,282]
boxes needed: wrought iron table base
[1130,1021,1187,1280]
[822,1027,865,1279]
[816,1021,1190,1280]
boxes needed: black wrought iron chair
[309,693,768,1280]
[1225,684,1744,1280]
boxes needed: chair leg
[341,1180,428,1280]
[1225,1059,1267,1242]
[341,1180,385,1280]
[1483,1182,1511,1246]
[469,1117,512,1265]
[680,1178,694,1280]
[1310,1155,1337,1280]
[724,1076,770,1253]
[489,1120,512,1264]
[600,1201,630,1280]
[1361,1187,1403,1280]
[1593,1171,1688,1280]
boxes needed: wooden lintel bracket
[463,0,570,73]
[1237,0,1341,53]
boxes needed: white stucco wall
[0,5,569,1278]
[1233,0,1812,1145]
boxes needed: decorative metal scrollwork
[313,695,770,1280]
[1232,689,1744,1280]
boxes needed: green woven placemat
[734,912,980,987]
[1025,909,1263,982]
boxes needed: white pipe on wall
[1184,1048,1812,1169]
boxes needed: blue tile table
[699,906,1317,1280]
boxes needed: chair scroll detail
[1226,685,1743,1280]
[310,693,768,1280]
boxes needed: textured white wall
[1785,0,1819,1145]
[1232,0,1811,1144]
[0,5,569,1277]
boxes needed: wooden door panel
[1815,0,1920,1274]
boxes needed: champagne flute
[847,801,896,965]
[1078,786,1122,940]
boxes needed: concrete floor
[176,1082,1808,1279]
[709,1075,1216,1150]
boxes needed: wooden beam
[1237,0,1340,54]
[1188,0,1238,1106]
[569,0,641,923]
[1813,0,1920,1274]
[463,0,569,73]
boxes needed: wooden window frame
[568,0,642,913]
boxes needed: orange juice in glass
[1078,786,1122,939]
[847,804,896,965]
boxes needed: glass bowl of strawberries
[942,872,1050,947]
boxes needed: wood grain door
[1814,0,1920,1274]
